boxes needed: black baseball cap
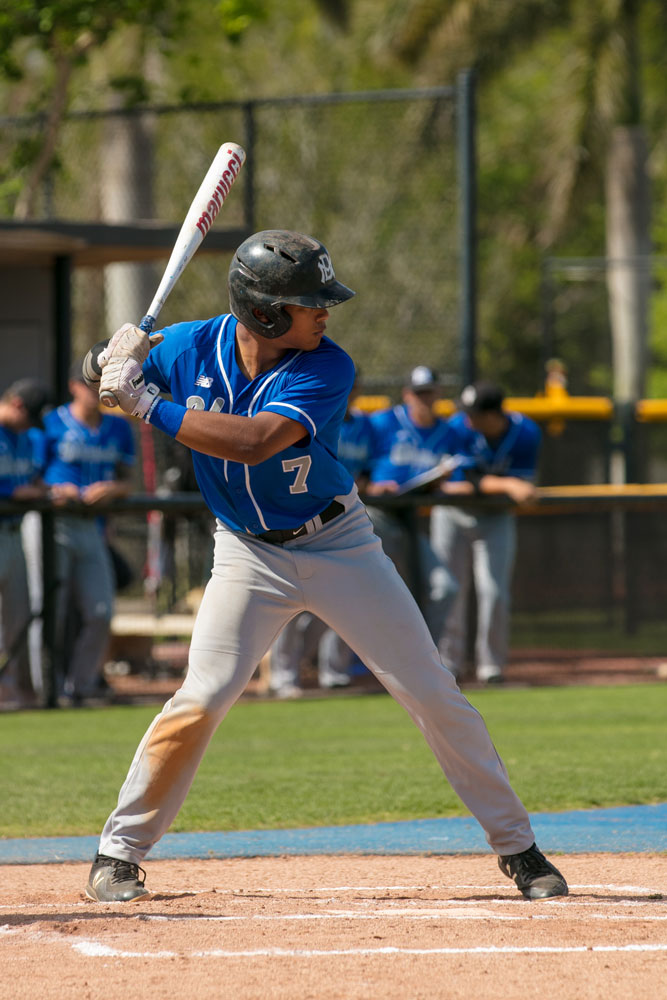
[6,378,53,428]
[407,365,438,392]
[69,357,88,383]
[459,381,505,413]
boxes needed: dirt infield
[1,854,665,1000]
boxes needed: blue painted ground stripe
[1,804,664,864]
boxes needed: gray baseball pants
[430,505,516,679]
[366,505,458,644]
[0,522,33,696]
[269,612,352,692]
[99,498,534,863]
[54,516,115,698]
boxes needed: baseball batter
[85,230,567,904]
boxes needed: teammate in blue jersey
[0,379,51,708]
[337,377,374,485]
[431,381,542,684]
[365,365,458,643]
[368,366,456,489]
[42,360,135,704]
[85,229,567,904]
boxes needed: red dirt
[1,854,665,1000]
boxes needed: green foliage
[3,1,667,389]
[217,0,269,43]
[0,685,665,838]
[0,0,168,65]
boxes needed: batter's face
[280,304,330,350]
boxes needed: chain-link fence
[2,86,466,392]
[541,255,667,398]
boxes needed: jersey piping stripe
[265,402,317,439]
[394,405,444,452]
[473,412,524,473]
[215,316,235,412]
[57,404,103,485]
[244,463,269,531]
[246,352,304,417]
[215,314,238,485]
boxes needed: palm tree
[388,0,658,425]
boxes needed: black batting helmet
[228,230,355,339]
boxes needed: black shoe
[85,852,149,902]
[498,843,568,900]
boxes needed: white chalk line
[1,925,667,959]
[35,936,667,959]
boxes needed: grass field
[511,609,667,654]
[1,684,665,840]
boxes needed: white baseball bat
[98,140,246,406]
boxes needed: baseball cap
[6,378,53,428]
[408,365,438,392]
[69,357,88,383]
[459,380,505,413]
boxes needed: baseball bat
[96,140,246,406]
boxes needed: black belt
[256,500,345,545]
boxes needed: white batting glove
[99,356,161,419]
[103,323,164,367]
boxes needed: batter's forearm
[149,399,304,465]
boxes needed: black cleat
[498,842,568,900]
[85,852,149,902]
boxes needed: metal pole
[242,102,256,234]
[457,68,477,387]
[53,255,72,402]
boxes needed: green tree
[387,0,663,414]
[0,0,276,217]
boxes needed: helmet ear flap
[249,303,293,339]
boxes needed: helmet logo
[317,252,335,283]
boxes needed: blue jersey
[0,425,43,502]
[43,405,135,488]
[445,411,541,481]
[337,408,373,481]
[143,313,355,533]
[368,404,455,487]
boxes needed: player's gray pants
[269,612,351,692]
[54,517,115,698]
[0,522,33,697]
[21,512,44,695]
[430,505,516,679]
[366,505,457,645]
[99,499,534,863]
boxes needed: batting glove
[103,323,164,367]
[99,356,161,420]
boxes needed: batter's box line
[4,926,667,960]
[62,940,667,958]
